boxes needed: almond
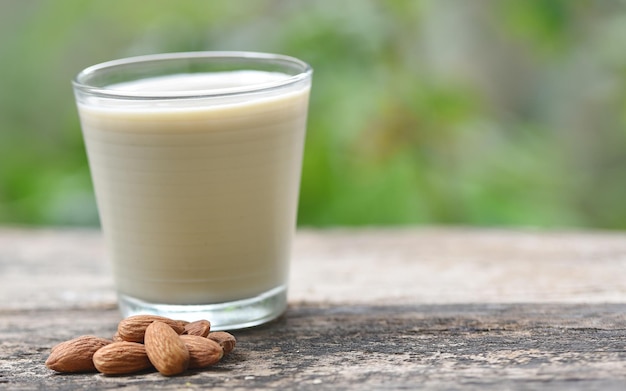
[93,341,152,375]
[144,321,190,376]
[180,335,224,369]
[46,335,111,373]
[117,315,185,343]
[176,320,190,328]
[183,319,211,337]
[208,331,237,355]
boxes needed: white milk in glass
[77,71,310,305]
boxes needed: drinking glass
[72,52,312,330]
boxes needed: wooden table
[1,227,625,390]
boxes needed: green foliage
[1,0,626,229]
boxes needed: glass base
[117,286,287,331]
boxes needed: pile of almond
[45,315,236,376]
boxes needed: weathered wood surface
[1,227,626,390]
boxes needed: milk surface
[77,71,310,304]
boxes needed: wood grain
[1,304,626,390]
[1,227,625,389]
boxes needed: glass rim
[72,51,312,100]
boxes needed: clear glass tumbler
[72,52,312,330]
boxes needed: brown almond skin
[176,320,190,328]
[208,331,236,355]
[46,336,111,373]
[117,315,185,343]
[144,321,190,376]
[93,342,152,375]
[183,320,211,337]
[180,335,224,369]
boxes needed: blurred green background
[1,0,626,229]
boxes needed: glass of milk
[72,52,312,330]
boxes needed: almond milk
[76,71,310,305]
